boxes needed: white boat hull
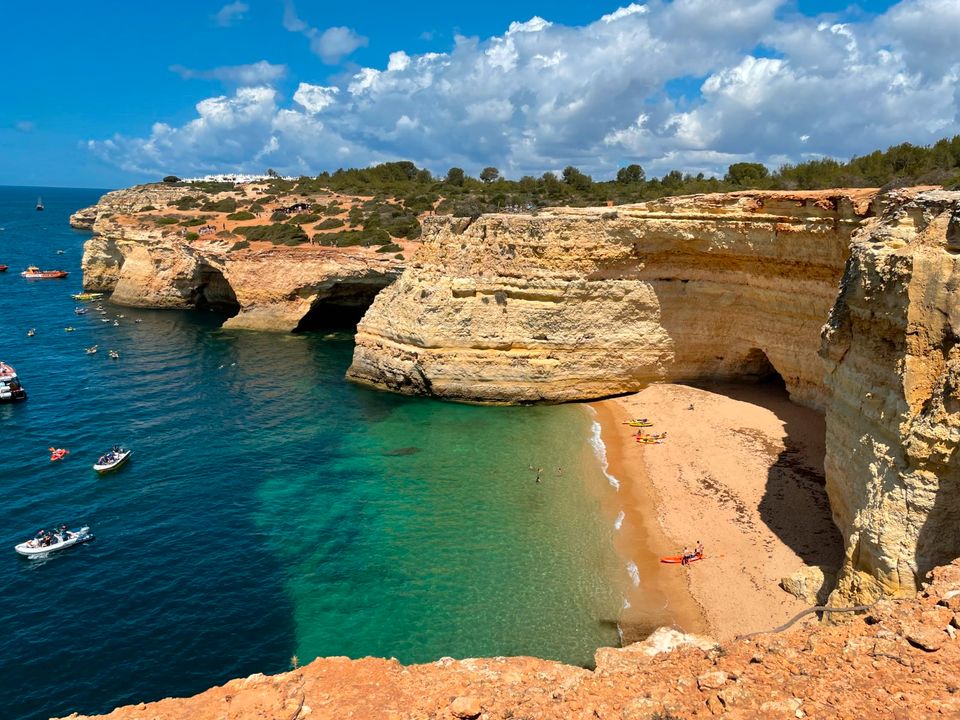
[15,527,93,556]
[93,450,132,474]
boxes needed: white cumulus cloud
[92,1,960,181]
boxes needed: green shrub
[230,240,251,251]
[200,197,238,213]
[163,175,180,183]
[179,218,206,227]
[318,228,391,247]
[248,203,265,214]
[376,242,403,253]
[185,232,200,241]
[235,223,308,245]
[174,196,198,210]
[322,203,342,215]
[226,211,255,221]
[315,218,345,230]
[394,253,404,260]
[290,212,320,224]
[139,205,156,212]
[270,210,288,222]
[156,216,180,225]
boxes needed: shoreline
[590,382,843,642]
[585,403,707,644]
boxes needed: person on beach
[681,546,692,565]
[535,467,543,483]
[695,540,704,557]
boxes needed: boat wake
[614,509,625,531]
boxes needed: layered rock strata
[70,184,195,229]
[350,188,960,603]
[60,561,960,720]
[80,189,404,332]
[821,189,960,604]
[349,190,876,406]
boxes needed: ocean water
[0,187,625,720]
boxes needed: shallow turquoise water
[0,187,624,720]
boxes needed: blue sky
[1,0,953,189]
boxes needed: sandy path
[591,381,843,641]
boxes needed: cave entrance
[193,266,240,318]
[739,347,784,388]
[293,282,386,333]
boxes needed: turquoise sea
[0,187,626,720]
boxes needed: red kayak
[660,553,704,564]
[0,265,8,272]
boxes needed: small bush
[235,223,308,245]
[377,243,403,253]
[230,240,251,251]
[226,211,255,221]
[179,218,206,227]
[139,205,156,212]
[290,212,320,224]
[270,210,288,222]
[201,197,238,213]
[156,216,180,225]
[248,203,265,214]
[394,253,404,260]
[322,203,342,216]
[318,228,391,248]
[185,232,200,241]
[174,196,198,210]
[162,175,180,183]
[315,218,345,230]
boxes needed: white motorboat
[15,526,93,556]
[93,447,132,473]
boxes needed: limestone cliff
[79,187,405,332]
[349,190,875,406]
[59,561,960,719]
[821,189,960,604]
[70,183,195,229]
[349,188,960,603]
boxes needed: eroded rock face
[57,561,960,720]
[79,188,404,331]
[821,189,960,604]
[349,190,875,405]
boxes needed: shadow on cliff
[696,374,845,580]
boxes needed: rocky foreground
[60,560,960,719]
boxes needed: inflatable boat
[15,526,93,557]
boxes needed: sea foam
[589,419,620,490]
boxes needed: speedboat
[0,264,8,272]
[64,326,75,332]
[26,328,35,337]
[56,249,65,254]
[0,361,27,403]
[93,447,132,474]
[21,266,68,279]
[74,307,88,315]
[15,526,93,557]
[85,345,98,354]
[108,350,120,359]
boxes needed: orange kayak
[660,553,704,564]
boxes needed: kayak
[15,526,93,556]
[49,447,69,461]
[72,292,104,301]
[93,448,132,474]
[660,553,704,564]
[624,421,653,427]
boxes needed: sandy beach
[591,381,843,642]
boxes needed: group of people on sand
[32,525,69,548]
[681,541,704,565]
